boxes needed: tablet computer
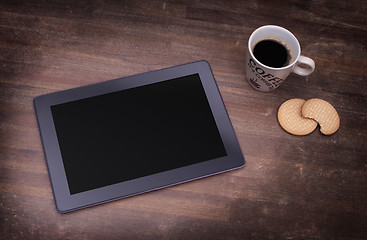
[34,60,245,213]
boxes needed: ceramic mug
[246,25,315,92]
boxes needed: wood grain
[1,0,367,239]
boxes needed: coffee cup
[246,25,315,92]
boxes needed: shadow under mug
[246,25,315,92]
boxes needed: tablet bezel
[34,60,245,213]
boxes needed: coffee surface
[253,39,290,68]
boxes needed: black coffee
[253,39,290,68]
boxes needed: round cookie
[302,98,340,135]
[277,98,318,135]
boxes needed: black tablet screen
[51,74,227,195]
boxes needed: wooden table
[1,0,366,239]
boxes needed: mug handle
[292,55,315,76]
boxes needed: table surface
[1,0,366,239]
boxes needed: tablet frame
[34,60,245,213]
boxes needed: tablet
[34,60,245,213]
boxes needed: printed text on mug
[248,58,283,89]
